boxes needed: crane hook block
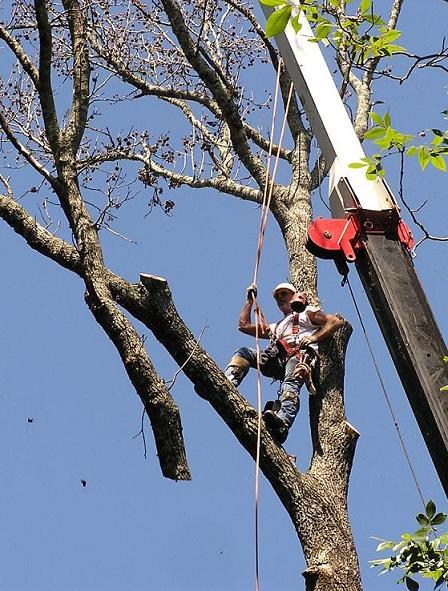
[306,214,414,276]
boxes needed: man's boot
[224,356,250,387]
[263,400,289,444]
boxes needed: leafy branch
[260,0,405,67]
[371,500,448,590]
[350,111,448,177]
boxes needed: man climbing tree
[225,282,342,442]
[1,0,446,589]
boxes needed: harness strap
[291,312,299,335]
[272,312,300,341]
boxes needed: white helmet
[272,282,297,298]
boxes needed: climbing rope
[251,59,294,591]
[345,276,426,507]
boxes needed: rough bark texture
[0,0,408,586]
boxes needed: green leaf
[437,533,448,544]
[432,128,444,137]
[364,127,386,140]
[432,513,448,525]
[418,148,430,170]
[370,111,385,127]
[405,576,419,591]
[406,146,418,157]
[380,29,402,44]
[387,44,405,54]
[441,386,448,392]
[359,0,371,13]
[443,356,448,363]
[265,5,292,37]
[430,154,447,172]
[259,0,287,5]
[315,23,332,39]
[365,14,384,25]
[377,540,395,551]
[369,558,390,567]
[349,162,368,168]
[417,513,430,526]
[392,540,407,552]
[414,526,431,537]
[291,15,302,33]
[384,111,391,127]
[426,500,437,520]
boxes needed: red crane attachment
[307,211,414,275]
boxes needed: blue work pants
[230,346,303,428]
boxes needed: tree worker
[224,283,343,444]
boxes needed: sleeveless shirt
[269,305,321,351]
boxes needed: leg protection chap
[224,356,250,387]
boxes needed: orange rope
[253,62,282,287]
[251,61,294,591]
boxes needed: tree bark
[0,0,377,584]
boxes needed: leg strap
[226,356,250,370]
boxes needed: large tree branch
[350,0,406,138]
[62,0,90,152]
[309,321,358,500]
[85,281,191,481]
[224,0,306,139]
[34,0,61,154]
[89,35,292,161]
[0,181,191,481]
[79,147,263,203]
[0,183,361,586]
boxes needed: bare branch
[79,147,263,203]
[153,0,268,188]
[0,109,56,185]
[0,23,40,86]
[34,0,61,154]
[61,0,90,151]
[165,322,208,391]
[0,181,191,481]
[397,152,448,250]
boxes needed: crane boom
[262,7,448,496]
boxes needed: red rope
[251,62,294,591]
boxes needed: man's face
[274,290,307,315]
[274,289,296,315]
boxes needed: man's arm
[238,286,271,339]
[299,310,343,347]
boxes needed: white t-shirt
[269,306,321,350]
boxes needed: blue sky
[0,0,447,590]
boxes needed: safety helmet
[272,282,297,298]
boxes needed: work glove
[298,335,316,349]
[246,283,258,301]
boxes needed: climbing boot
[262,410,289,444]
[224,356,250,387]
